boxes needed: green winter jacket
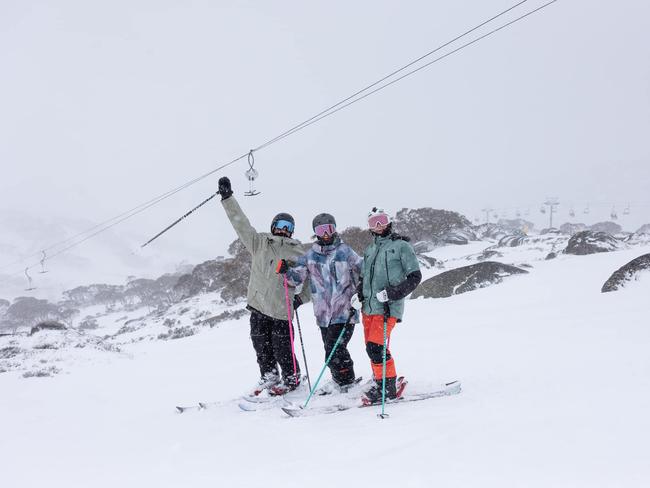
[361,233,420,321]
[222,196,310,321]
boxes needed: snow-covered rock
[635,223,650,235]
[498,235,526,247]
[411,261,528,299]
[564,231,624,255]
[601,253,650,292]
[590,221,623,234]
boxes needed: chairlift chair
[39,251,49,274]
[610,207,618,220]
[623,205,631,216]
[25,268,36,291]
[244,151,261,197]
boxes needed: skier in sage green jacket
[350,207,422,403]
[218,176,310,395]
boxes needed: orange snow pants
[362,314,397,380]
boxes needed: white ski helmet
[367,207,392,229]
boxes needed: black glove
[293,295,303,310]
[218,177,233,200]
[276,259,289,274]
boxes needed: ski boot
[270,374,301,396]
[251,371,281,397]
[362,377,405,405]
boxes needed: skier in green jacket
[218,176,309,395]
[351,207,422,403]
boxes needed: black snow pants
[319,323,355,386]
[249,307,300,382]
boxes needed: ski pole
[302,323,348,409]
[141,191,220,248]
[281,275,299,385]
[294,309,312,391]
[378,303,390,419]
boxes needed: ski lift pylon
[244,150,260,197]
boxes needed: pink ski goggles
[368,213,390,229]
[314,223,336,237]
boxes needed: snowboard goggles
[273,219,295,233]
[314,223,336,237]
[368,213,390,229]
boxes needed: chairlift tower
[481,207,494,224]
[542,197,560,229]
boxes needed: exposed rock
[540,228,562,235]
[602,253,650,292]
[590,221,622,234]
[30,321,67,336]
[559,223,588,235]
[417,255,438,269]
[564,231,624,256]
[545,252,557,260]
[477,249,503,261]
[441,232,469,245]
[626,232,650,246]
[498,235,526,247]
[635,224,650,235]
[411,261,528,299]
[78,317,99,330]
[413,240,436,254]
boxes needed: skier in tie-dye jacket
[277,213,363,391]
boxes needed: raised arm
[220,179,261,253]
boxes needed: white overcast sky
[1,0,649,284]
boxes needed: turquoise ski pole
[302,325,347,408]
[302,308,355,409]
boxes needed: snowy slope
[2,245,650,487]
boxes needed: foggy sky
[1,0,649,285]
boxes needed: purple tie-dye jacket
[285,237,363,327]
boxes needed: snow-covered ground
[2,244,650,487]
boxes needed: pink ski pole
[282,275,298,385]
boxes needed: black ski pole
[378,302,390,419]
[141,191,220,248]
[294,309,312,391]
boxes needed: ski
[176,405,200,414]
[238,396,291,412]
[282,380,461,417]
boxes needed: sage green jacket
[222,196,309,321]
[361,233,420,320]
